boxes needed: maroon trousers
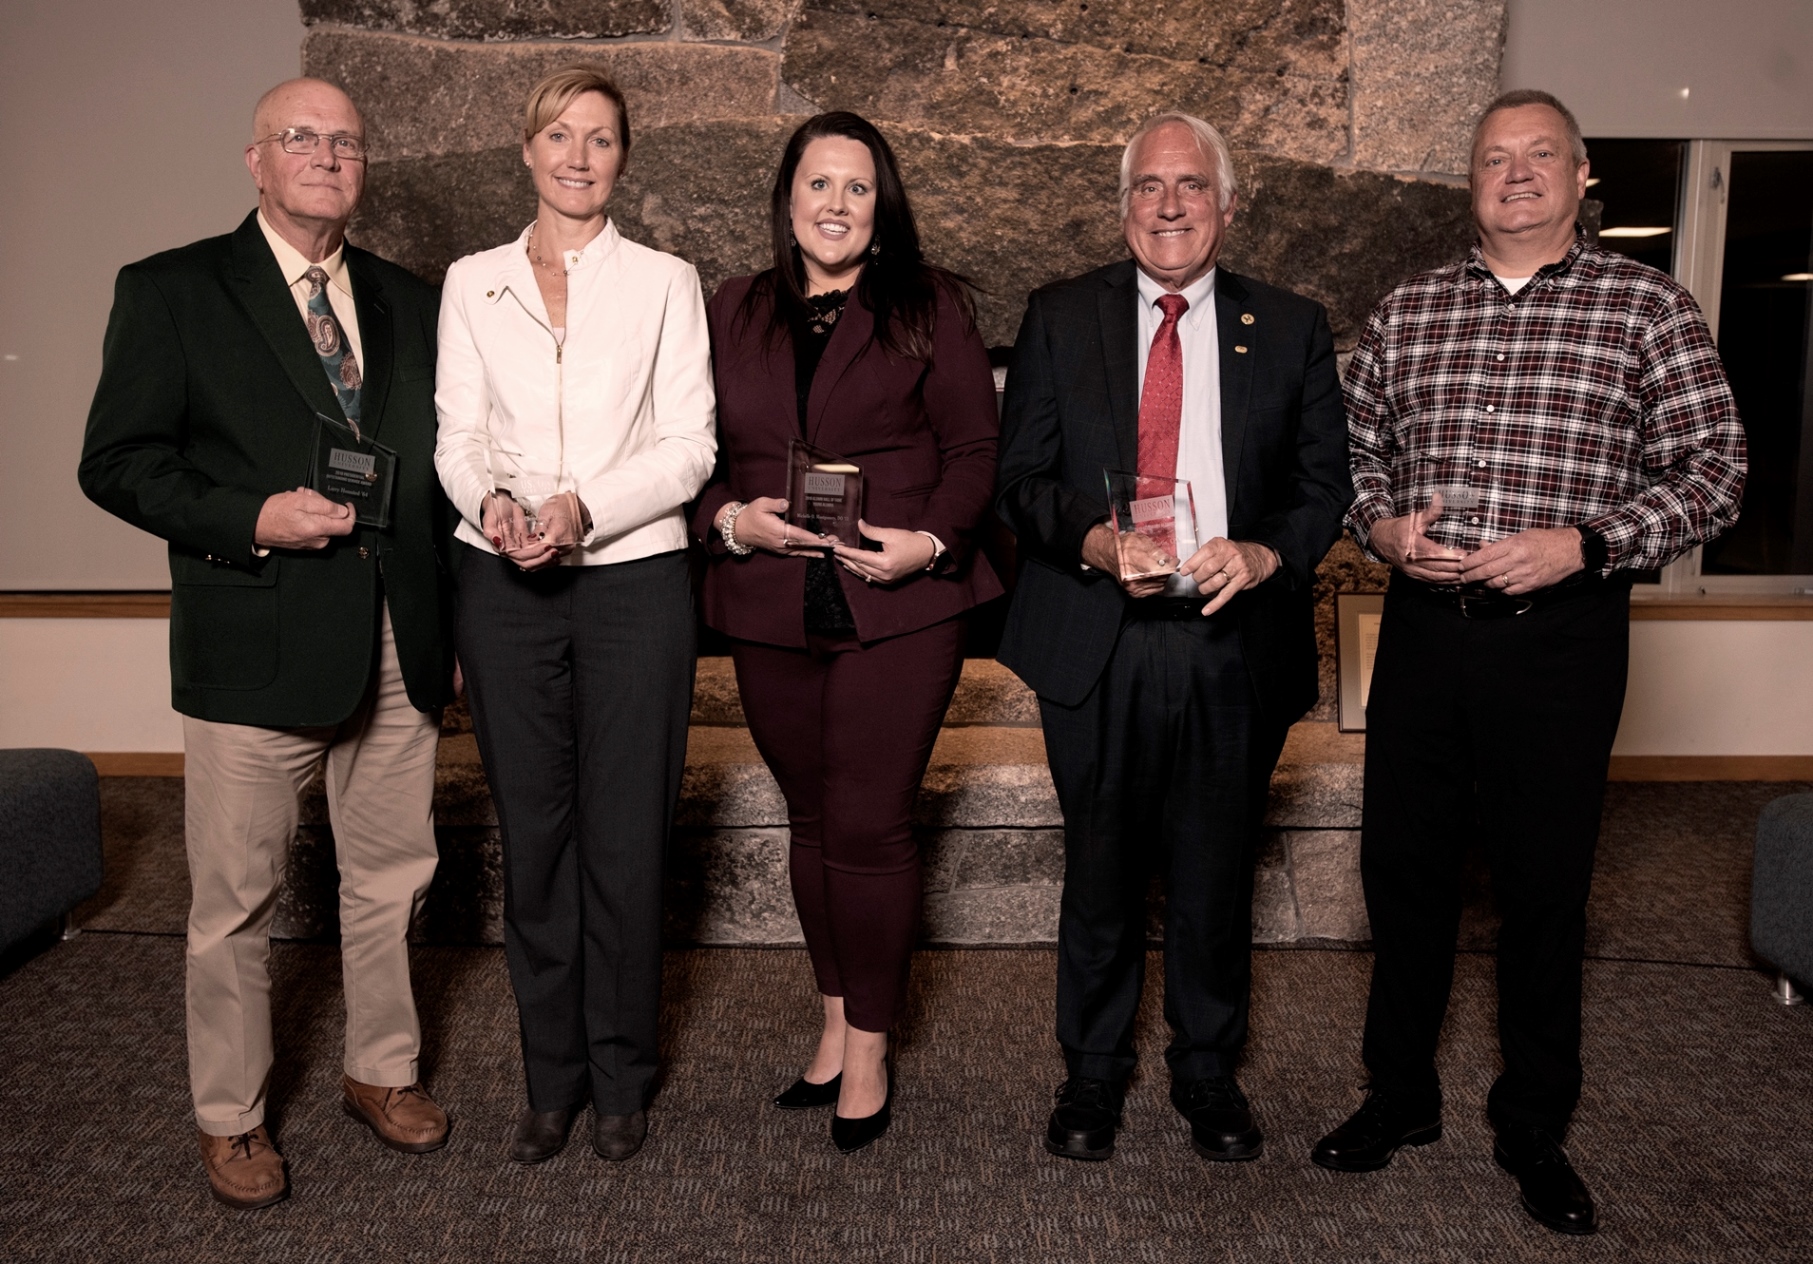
[731,617,967,1031]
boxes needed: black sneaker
[1170,1076,1263,1162]
[1045,1077,1124,1161]
[1310,1089,1442,1172]
[1494,1126,1597,1235]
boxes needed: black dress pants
[456,546,695,1116]
[1360,574,1630,1137]
[1039,610,1288,1085]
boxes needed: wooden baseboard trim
[1609,755,1813,781]
[1,592,171,618]
[87,752,184,776]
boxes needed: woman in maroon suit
[691,112,1002,1152]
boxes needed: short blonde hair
[522,65,630,157]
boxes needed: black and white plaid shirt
[1344,229,1746,573]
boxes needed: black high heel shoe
[830,1063,893,1154]
[773,1073,842,1111]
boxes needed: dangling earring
[868,239,881,258]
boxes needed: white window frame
[1651,138,1813,597]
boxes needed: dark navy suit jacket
[994,260,1352,720]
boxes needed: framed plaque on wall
[1335,592,1386,733]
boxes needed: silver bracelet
[719,501,754,556]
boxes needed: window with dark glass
[1699,151,1813,577]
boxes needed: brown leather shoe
[341,1075,450,1153]
[198,1125,288,1210]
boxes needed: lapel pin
[1234,345,1248,354]
[1241,313,1255,325]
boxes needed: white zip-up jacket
[434,220,717,565]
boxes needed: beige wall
[0,0,304,591]
[1503,0,1813,137]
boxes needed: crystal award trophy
[1104,469,1201,597]
[309,412,396,529]
[482,441,581,549]
[1410,456,1497,553]
[785,439,863,547]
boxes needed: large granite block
[1284,828,1369,941]
[782,7,1348,163]
[300,0,670,40]
[304,29,781,160]
[682,0,803,41]
[352,121,1473,350]
[1349,0,1507,175]
[800,0,1344,76]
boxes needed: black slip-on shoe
[774,1073,842,1111]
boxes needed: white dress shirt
[1134,266,1229,551]
[257,211,363,367]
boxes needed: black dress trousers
[1039,609,1289,1085]
[456,546,695,1116]
[1359,573,1630,1137]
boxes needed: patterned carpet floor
[1,784,1809,1262]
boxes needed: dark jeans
[1039,612,1287,1085]
[731,617,966,1032]
[455,546,694,1115]
[1360,573,1630,1137]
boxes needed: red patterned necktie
[1136,293,1189,494]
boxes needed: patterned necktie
[303,265,362,428]
[1136,293,1189,494]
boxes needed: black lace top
[793,290,857,635]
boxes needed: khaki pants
[182,609,441,1136]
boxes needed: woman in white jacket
[433,65,715,1167]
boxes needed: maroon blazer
[691,274,1004,647]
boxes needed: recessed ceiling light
[1783,272,1813,282]
[1600,226,1672,238]
[1584,177,1601,188]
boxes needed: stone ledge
[304,28,781,160]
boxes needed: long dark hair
[736,111,975,361]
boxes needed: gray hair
[1473,89,1587,166]
[1118,112,1237,217]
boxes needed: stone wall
[301,0,1511,713]
[303,0,1504,353]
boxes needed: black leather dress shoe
[1310,1090,1442,1172]
[509,1106,578,1164]
[593,1110,648,1162]
[1171,1076,1263,1162]
[1494,1126,1597,1235]
[830,1090,892,1153]
[774,1074,842,1111]
[1045,1078,1124,1161]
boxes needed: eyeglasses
[258,128,367,161]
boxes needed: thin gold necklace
[527,223,563,274]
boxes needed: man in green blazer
[78,78,456,1210]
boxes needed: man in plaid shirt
[1310,90,1745,1236]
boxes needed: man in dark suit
[79,78,456,1209]
[996,111,1351,1163]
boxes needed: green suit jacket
[79,211,455,726]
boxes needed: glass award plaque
[1105,469,1201,596]
[785,439,862,547]
[1410,456,1497,551]
[309,412,396,530]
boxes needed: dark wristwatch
[1576,524,1609,576]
